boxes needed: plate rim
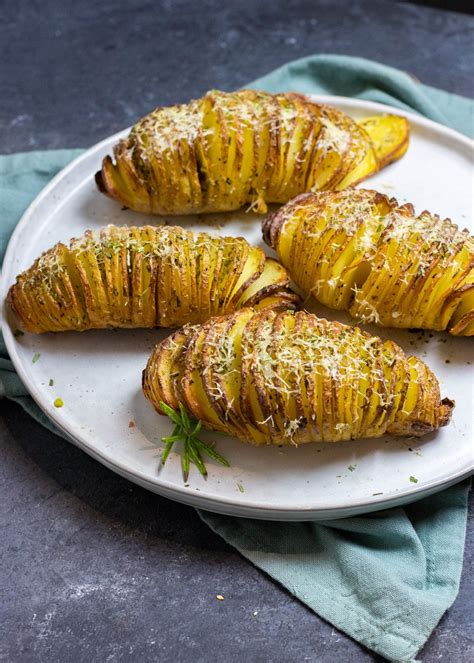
[2,95,473,521]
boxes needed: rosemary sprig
[159,401,229,481]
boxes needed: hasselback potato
[143,308,453,445]
[96,89,409,215]
[263,189,474,336]
[7,226,299,333]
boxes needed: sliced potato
[143,309,454,445]
[8,226,299,334]
[263,189,474,336]
[97,90,409,215]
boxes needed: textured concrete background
[1,1,473,661]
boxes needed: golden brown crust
[7,225,299,334]
[142,308,454,445]
[96,90,409,215]
[263,189,474,336]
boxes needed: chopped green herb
[54,398,64,408]
[348,464,357,472]
[49,379,54,387]
[372,492,384,496]
[409,475,418,484]
[13,329,24,338]
[237,482,244,493]
[32,352,41,363]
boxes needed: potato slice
[143,327,192,412]
[73,232,111,328]
[358,115,410,168]
[238,258,289,308]
[335,145,378,190]
[181,322,225,430]
[448,284,474,335]
[230,247,265,308]
[309,107,353,192]
[202,310,262,441]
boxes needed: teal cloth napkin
[0,55,471,662]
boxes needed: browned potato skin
[96,90,409,215]
[7,226,299,334]
[142,308,454,445]
[263,189,474,336]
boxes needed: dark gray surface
[1,1,473,661]
[1,0,474,153]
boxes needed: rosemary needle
[159,401,229,482]
[182,438,190,482]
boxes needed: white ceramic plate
[2,96,473,520]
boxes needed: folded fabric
[200,486,469,662]
[0,55,471,662]
[246,54,474,138]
